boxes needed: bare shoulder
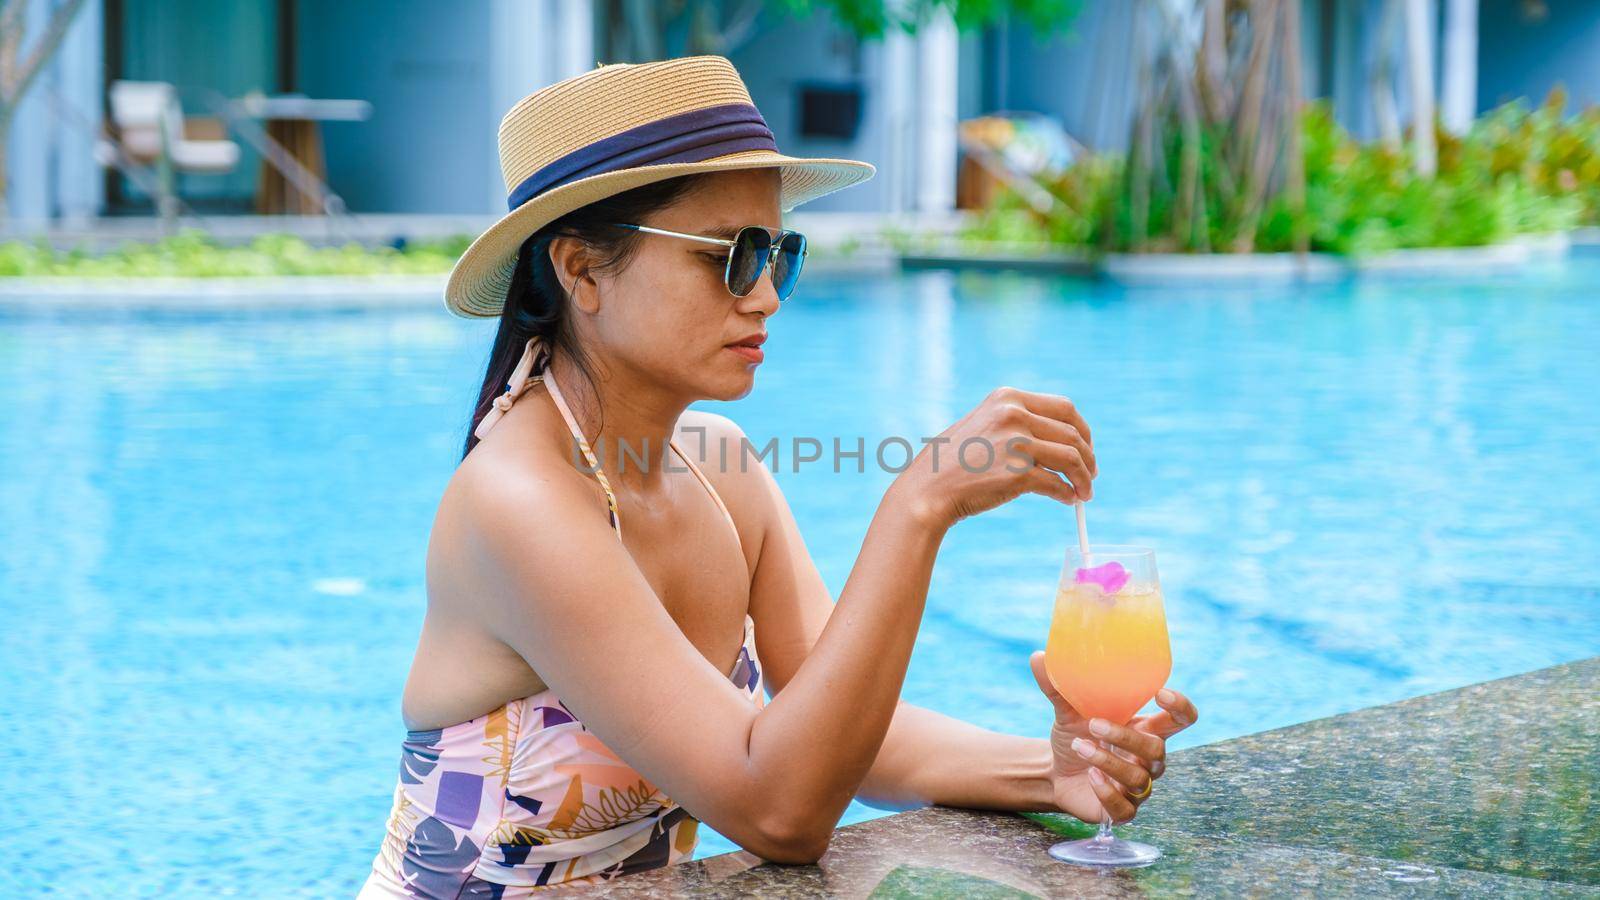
[676,408,745,455]
[675,408,756,492]
[434,425,607,571]
[675,409,775,559]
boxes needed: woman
[362,56,1197,896]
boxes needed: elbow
[745,810,834,865]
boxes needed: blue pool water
[3,261,1599,894]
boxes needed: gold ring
[1129,779,1152,800]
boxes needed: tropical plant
[1461,87,1600,226]
[961,98,1587,257]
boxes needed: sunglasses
[611,223,809,302]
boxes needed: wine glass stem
[1095,738,1114,843]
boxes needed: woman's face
[583,168,785,403]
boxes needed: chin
[704,368,757,402]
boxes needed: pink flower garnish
[1075,561,1130,595]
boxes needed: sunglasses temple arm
[613,222,736,247]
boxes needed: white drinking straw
[1075,501,1091,562]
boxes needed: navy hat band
[506,102,778,212]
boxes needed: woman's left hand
[1028,650,1199,826]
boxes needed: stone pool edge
[562,654,1598,897]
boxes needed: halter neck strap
[473,337,746,555]
[475,337,623,539]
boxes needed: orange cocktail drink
[1045,580,1172,725]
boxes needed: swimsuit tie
[471,335,623,538]
[474,336,549,440]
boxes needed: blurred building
[6,0,1596,223]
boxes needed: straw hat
[445,55,877,318]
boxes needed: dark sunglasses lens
[726,227,772,296]
[771,233,806,301]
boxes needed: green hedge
[0,230,471,277]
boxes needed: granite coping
[568,656,1598,897]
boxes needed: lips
[725,334,766,364]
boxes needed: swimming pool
[3,260,1598,893]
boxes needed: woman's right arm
[462,386,1093,864]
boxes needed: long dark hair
[463,174,710,460]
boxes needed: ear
[548,235,601,314]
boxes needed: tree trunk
[1282,0,1307,255]
[0,0,90,216]
[1440,0,1478,134]
[1372,0,1403,150]
[0,117,9,215]
[1403,0,1437,177]
[1197,0,1229,123]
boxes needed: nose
[736,258,782,318]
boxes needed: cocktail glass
[1044,545,1172,868]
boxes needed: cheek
[602,253,733,363]
[638,251,725,300]
[663,259,731,317]
[621,270,724,347]
[687,255,730,294]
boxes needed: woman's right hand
[893,386,1097,529]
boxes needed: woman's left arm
[855,701,1057,812]
[858,677,1198,823]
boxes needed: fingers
[1128,711,1184,739]
[1087,718,1165,770]
[1011,389,1093,449]
[1022,410,1097,479]
[1157,688,1199,727]
[1028,439,1094,501]
[1023,463,1080,506]
[1100,738,1165,781]
[1070,737,1154,804]
[1028,651,1084,723]
[1130,688,1200,739]
[1085,767,1139,824]
[976,388,1097,507]
[1009,437,1093,501]
[1027,650,1063,705]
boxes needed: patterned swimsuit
[361,337,764,897]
